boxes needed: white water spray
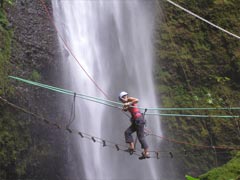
[52,0,162,179]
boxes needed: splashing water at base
[52,0,162,179]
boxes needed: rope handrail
[9,76,240,119]
[146,113,240,119]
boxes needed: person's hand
[124,102,131,106]
[122,102,131,111]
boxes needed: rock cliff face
[3,1,68,179]
[8,0,59,78]
[7,0,63,111]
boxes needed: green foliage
[30,70,41,82]
[0,5,30,179]
[186,175,200,180]
[0,108,30,179]
[199,152,240,180]
[155,0,240,177]
[1,0,14,8]
[5,0,14,5]
[0,8,13,96]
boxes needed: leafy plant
[199,152,240,180]
[30,70,41,82]
[186,175,200,180]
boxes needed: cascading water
[52,0,162,179]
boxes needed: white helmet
[119,91,128,101]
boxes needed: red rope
[38,0,109,99]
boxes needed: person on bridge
[119,91,150,159]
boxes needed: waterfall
[52,0,162,179]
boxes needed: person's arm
[127,97,139,105]
[122,97,139,110]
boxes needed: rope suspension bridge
[5,76,240,159]
[0,94,239,160]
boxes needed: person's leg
[136,120,149,157]
[129,142,134,150]
[125,123,136,150]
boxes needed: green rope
[9,76,123,106]
[9,76,121,108]
[144,107,240,111]
[9,76,240,118]
[145,113,240,118]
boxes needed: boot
[139,152,150,160]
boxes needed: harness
[129,103,142,120]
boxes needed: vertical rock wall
[5,1,68,179]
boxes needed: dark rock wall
[5,0,69,179]
[8,0,59,78]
